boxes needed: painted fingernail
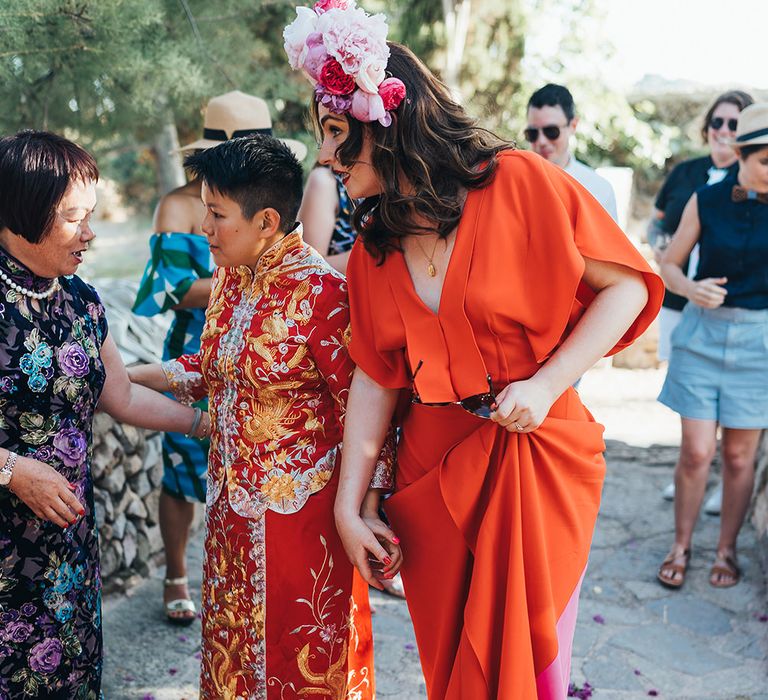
[391,536,400,544]
[67,483,76,491]
[383,556,392,565]
[79,509,85,516]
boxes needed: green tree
[391,0,526,139]
[0,0,312,204]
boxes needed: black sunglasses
[709,117,738,131]
[410,360,497,419]
[524,125,565,142]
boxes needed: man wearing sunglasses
[526,83,618,221]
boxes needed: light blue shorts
[658,304,768,429]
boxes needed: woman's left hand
[491,377,557,433]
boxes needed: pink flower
[303,32,329,81]
[317,6,389,77]
[319,58,356,95]
[379,77,406,111]
[355,56,386,93]
[283,6,318,69]
[350,89,389,126]
[313,0,355,14]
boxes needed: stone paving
[102,367,768,698]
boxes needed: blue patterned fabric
[327,174,357,255]
[0,245,108,699]
[132,232,211,502]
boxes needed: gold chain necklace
[414,235,440,277]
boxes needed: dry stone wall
[91,412,165,592]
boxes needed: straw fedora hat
[179,90,308,161]
[729,103,768,149]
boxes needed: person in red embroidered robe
[129,135,395,700]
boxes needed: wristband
[185,407,202,439]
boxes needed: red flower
[318,58,355,96]
[378,77,406,111]
[313,0,352,14]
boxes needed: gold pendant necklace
[415,235,440,277]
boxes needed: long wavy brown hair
[311,42,513,262]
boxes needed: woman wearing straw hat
[657,102,768,589]
[132,91,307,624]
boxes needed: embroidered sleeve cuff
[161,359,206,405]
[369,426,397,491]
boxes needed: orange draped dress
[346,150,664,699]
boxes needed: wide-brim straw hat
[728,103,768,149]
[179,90,308,161]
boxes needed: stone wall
[91,412,165,593]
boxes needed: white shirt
[564,157,618,222]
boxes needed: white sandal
[164,575,197,626]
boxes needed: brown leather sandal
[657,548,690,589]
[709,552,741,588]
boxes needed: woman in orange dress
[284,4,664,698]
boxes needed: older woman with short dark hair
[0,130,208,698]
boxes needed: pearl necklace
[0,267,59,300]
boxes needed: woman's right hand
[9,456,84,528]
[335,509,402,590]
[688,277,728,308]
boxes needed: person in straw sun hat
[178,90,308,160]
[657,101,768,591]
[132,90,306,625]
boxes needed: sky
[602,0,767,90]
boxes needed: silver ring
[513,422,524,431]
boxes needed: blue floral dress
[327,173,357,255]
[0,246,107,699]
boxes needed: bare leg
[710,427,761,586]
[659,418,717,584]
[160,490,196,620]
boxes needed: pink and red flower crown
[283,0,406,126]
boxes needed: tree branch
[177,0,236,89]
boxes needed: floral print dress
[0,246,108,700]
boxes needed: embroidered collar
[0,244,59,295]
[231,227,307,285]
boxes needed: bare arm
[660,194,727,308]
[334,368,400,586]
[298,167,338,259]
[325,250,352,275]
[493,256,650,431]
[98,335,204,435]
[126,362,170,392]
[172,278,212,310]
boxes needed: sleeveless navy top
[696,174,768,309]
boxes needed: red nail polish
[67,483,76,491]
[391,536,400,544]
[79,509,85,516]
[383,556,392,565]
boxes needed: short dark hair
[0,130,98,244]
[527,84,576,122]
[184,135,303,231]
[738,143,768,160]
[701,90,754,144]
